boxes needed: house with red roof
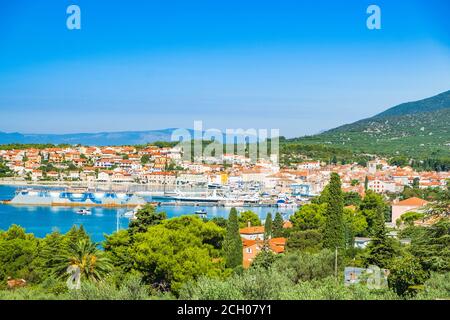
[242,236,286,268]
[391,197,429,224]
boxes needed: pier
[157,201,279,208]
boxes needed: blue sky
[0,0,449,137]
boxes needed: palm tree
[54,239,112,286]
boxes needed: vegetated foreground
[0,174,449,300]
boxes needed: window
[246,248,252,254]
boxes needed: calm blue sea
[0,185,293,243]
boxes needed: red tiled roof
[240,226,265,235]
[396,197,428,207]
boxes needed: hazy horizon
[1,1,449,137]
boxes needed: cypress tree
[224,208,243,269]
[264,213,273,240]
[272,212,284,238]
[323,173,345,249]
[366,205,396,268]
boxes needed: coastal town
[1,0,449,305]
[1,144,449,191]
[1,144,448,224]
[0,145,448,194]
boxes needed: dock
[157,201,278,207]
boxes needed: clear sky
[0,0,449,137]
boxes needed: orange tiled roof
[240,226,265,235]
[270,237,286,246]
[396,197,429,207]
[242,239,257,247]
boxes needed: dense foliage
[0,173,449,300]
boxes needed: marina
[2,187,146,207]
[0,185,296,242]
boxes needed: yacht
[76,208,92,215]
[194,209,208,218]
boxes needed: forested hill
[288,90,450,160]
[374,90,450,118]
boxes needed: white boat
[123,205,142,219]
[123,210,135,218]
[76,208,92,215]
[195,209,207,216]
[276,194,297,208]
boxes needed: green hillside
[374,90,450,118]
[286,90,450,164]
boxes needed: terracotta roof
[268,237,286,253]
[270,237,286,246]
[396,197,429,207]
[239,226,265,235]
[242,239,257,247]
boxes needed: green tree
[416,272,450,300]
[128,204,166,235]
[396,212,425,227]
[359,190,390,233]
[0,225,41,282]
[251,250,279,270]
[412,177,420,188]
[0,161,14,177]
[365,206,397,268]
[132,216,226,293]
[224,208,243,269]
[343,207,368,244]
[388,255,428,297]
[343,192,362,206]
[273,250,335,283]
[425,181,450,217]
[37,231,67,279]
[63,225,90,248]
[323,173,345,250]
[103,229,134,272]
[209,217,227,228]
[286,230,322,252]
[272,212,284,238]
[53,239,112,283]
[140,155,150,165]
[290,204,326,231]
[264,213,273,239]
[238,210,261,228]
[407,219,450,272]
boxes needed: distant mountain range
[292,90,450,158]
[0,128,178,146]
[0,128,260,146]
[1,90,449,158]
